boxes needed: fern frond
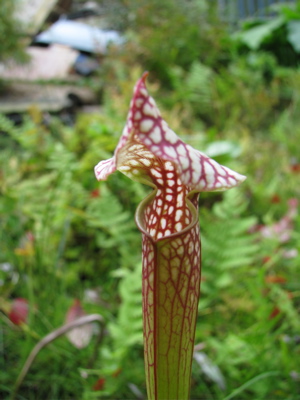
[109,262,143,355]
[0,113,19,137]
[185,61,214,111]
[200,189,259,293]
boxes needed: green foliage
[164,51,293,132]
[109,263,143,353]
[104,0,232,87]
[193,192,300,399]
[235,16,285,50]
[0,107,145,399]
[234,2,300,66]
[75,262,145,400]
[200,189,259,298]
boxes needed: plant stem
[11,314,104,400]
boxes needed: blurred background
[0,0,299,399]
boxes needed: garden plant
[0,1,300,399]
[94,72,246,399]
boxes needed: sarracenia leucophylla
[95,72,246,400]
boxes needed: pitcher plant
[95,72,246,400]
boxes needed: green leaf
[205,141,242,159]
[109,263,143,352]
[287,20,300,52]
[237,17,284,50]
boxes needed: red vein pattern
[137,190,200,399]
[94,72,246,400]
[95,72,245,193]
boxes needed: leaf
[237,17,284,50]
[194,351,226,390]
[205,141,242,159]
[109,263,143,354]
[86,185,132,229]
[200,189,259,295]
[184,61,214,110]
[287,20,300,52]
[65,299,93,349]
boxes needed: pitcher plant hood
[95,72,245,238]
